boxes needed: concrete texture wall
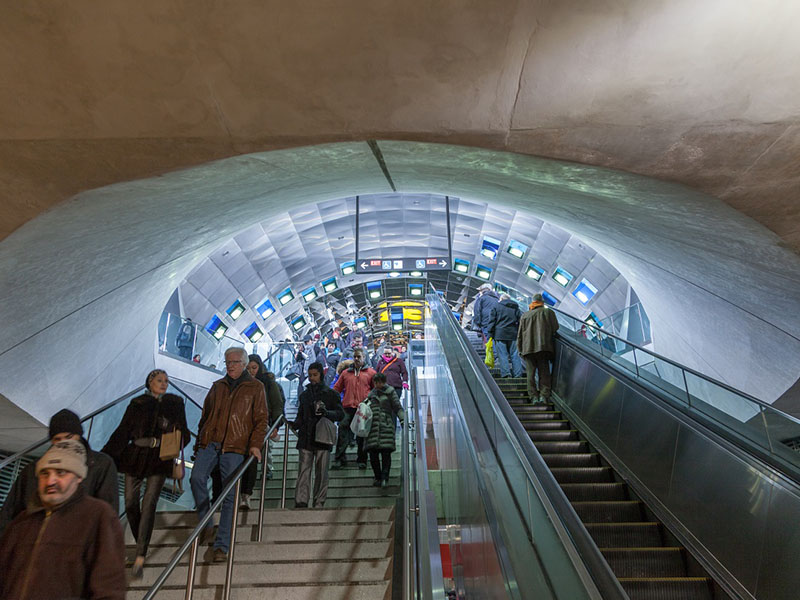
[0,142,798,434]
[1,1,799,251]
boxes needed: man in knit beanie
[0,408,118,535]
[0,440,126,599]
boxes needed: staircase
[493,373,719,600]
[125,436,399,599]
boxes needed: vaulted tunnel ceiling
[1,1,799,251]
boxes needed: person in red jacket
[332,348,375,469]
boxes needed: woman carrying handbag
[102,369,190,578]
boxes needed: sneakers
[381,479,388,489]
[212,548,228,563]
[372,479,382,487]
[265,471,273,480]
[357,462,367,470]
[331,459,345,470]
[239,494,252,510]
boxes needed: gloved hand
[402,382,409,390]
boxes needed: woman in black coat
[102,369,189,577]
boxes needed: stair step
[619,577,713,600]
[129,522,393,546]
[541,453,600,467]
[521,420,571,431]
[154,507,393,528]
[584,522,663,547]
[572,501,644,523]
[560,483,627,502]
[528,430,580,442]
[601,548,687,578]
[137,539,393,563]
[253,485,400,500]
[533,440,589,453]
[127,581,391,600]
[550,467,613,483]
[134,558,392,587]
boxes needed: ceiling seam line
[367,140,397,192]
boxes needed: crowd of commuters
[0,327,411,595]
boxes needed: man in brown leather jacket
[190,347,268,562]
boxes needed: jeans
[335,407,366,465]
[177,345,193,359]
[190,443,245,552]
[124,473,167,557]
[369,449,392,482]
[295,449,331,507]
[494,339,524,378]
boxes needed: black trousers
[335,406,367,464]
[369,449,392,481]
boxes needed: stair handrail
[0,385,147,472]
[429,291,628,599]
[142,414,286,600]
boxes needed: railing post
[256,432,271,542]
[184,537,200,600]
[281,419,290,509]
[223,478,242,600]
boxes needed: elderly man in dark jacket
[290,362,344,508]
[0,409,118,536]
[517,293,560,403]
[489,294,525,378]
[191,347,268,562]
[0,439,126,600]
[472,284,500,343]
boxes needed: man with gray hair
[472,283,500,343]
[191,347,268,562]
[517,293,560,403]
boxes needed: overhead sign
[356,257,450,273]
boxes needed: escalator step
[601,548,687,578]
[528,430,580,442]
[560,482,627,502]
[550,467,613,483]
[516,411,562,421]
[572,500,644,522]
[533,440,589,453]
[619,577,713,600]
[522,420,571,431]
[541,453,600,467]
[584,522,663,547]
[511,405,555,413]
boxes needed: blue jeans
[190,443,244,552]
[494,339,524,378]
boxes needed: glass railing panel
[633,349,689,405]
[606,337,638,377]
[684,371,770,451]
[762,406,800,466]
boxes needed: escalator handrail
[430,293,629,600]
[548,305,791,418]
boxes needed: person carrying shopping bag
[363,372,404,488]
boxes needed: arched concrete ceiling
[1,1,799,251]
[1,142,798,430]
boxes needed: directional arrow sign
[355,257,452,273]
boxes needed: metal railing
[549,305,800,476]
[142,415,289,600]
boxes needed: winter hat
[36,439,88,479]
[48,409,83,439]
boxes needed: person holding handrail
[291,362,344,508]
[102,369,190,578]
[0,409,118,537]
[190,347,268,563]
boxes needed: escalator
[495,372,716,600]
[431,293,800,600]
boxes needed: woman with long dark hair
[102,369,190,578]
